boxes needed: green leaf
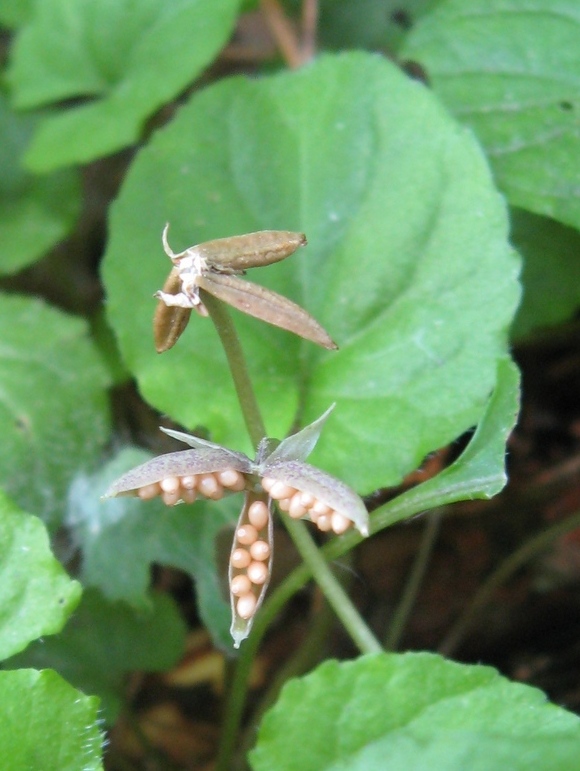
[510,208,580,339]
[103,52,520,495]
[67,448,237,647]
[0,490,81,660]
[7,588,186,722]
[0,295,111,527]
[319,0,440,53]
[0,669,103,770]
[7,0,241,171]
[0,92,80,275]
[250,652,580,771]
[402,0,580,230]
[370,356,520,533]
[0,0,34,28]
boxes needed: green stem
[201,289,266,447]
[284,516,382,654]
[438,509,580,657]
[205,292,381,770]
[384,510,442,650]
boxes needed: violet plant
[105,227,373,649]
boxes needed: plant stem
[205,291,381,769]
[384,510,442,650]
[260,0,303,68]
[200,289,266,447]
[438,509,580,657]
[284,516,382,654]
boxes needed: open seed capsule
[229,492,273,648]
[103,444,251,506]
[259,460,369,536]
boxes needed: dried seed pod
[153,267,194,353]
[229,492,273,648]
[260,460,369,536]
[103,447,251,500]
[197,273,337,350]
[163,225,306,272]
[194,230,307,272]
[156,224,336,350]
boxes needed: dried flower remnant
[103,405,368,646]
[154,225,336,352]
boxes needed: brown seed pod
[198,273,337,350]
[229,493,273,648]
[153,267,194,353]
[155,226,315,351]
[194,230,307,272]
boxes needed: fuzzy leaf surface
[68,449,237,647]
[0,490,81,660]
[0,669,103,770]
[0,92,80,274]
[0,295,111,526]
[103,52,520,495]
[250,652,580,771]
[7,0,241,171]
[402,0,580,230]
[6,588,186,722]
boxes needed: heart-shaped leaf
[0,92,80,275]
[402,0,580,230]
[0,294,111,527]
[103,51,520,495]
[7,0,241,171]
[250,652,580,771]
[0,669,103,770]
[0,490,81,660]
[6,588,187,722]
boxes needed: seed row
[261,476,352,535]
[137,469,246,506]
[229,499,272,620]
